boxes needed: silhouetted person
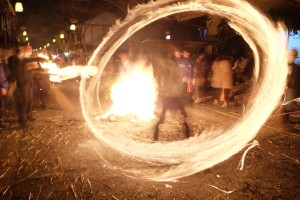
[0,48,9,128]
[283,49,300,123]
[16,45,44,129]
[154,51,190,141]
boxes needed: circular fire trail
[80,0,288,181]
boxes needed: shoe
[213,99,218,105]
[221,102,228,108]
[0,123,7,128]
[20,122,28,130]
[40,104,49,110]
[42,106,49,110]
[194,98,203,104]
[28,117,36,121]
[287,120,297,124]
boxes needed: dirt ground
[0,80,299,199]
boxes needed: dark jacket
[7,55,20,83]
[16,57,44,87]
[0,59,8,90]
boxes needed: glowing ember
[101,62,157,121]
[80,0,288,181]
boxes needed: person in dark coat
[154,51,190,141]
[0,48,9,128]
[16,45,45,129]
[32,61,50,109]
[284,49,300,123]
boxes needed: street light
[60,33,65,39]
[25,36,29,41]
[15,2,23,12]
[47,43,50,47]
[165,31,171,40]
[70,24,76,31]
[53,38,56,43]
[22,31,27,36]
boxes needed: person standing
[178,48,194,102]
[0,48,9,128]
[16,45,44,129]
[211,55,233,108]
[31,52,50,109]
[7,47,20,84]
[283,49,300,123]
[193,52,212,104]
[154,50,189,141]
[6,47,20,111]
[117,50,134,74]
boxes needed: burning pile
[100,61,158,121]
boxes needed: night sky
[9,0,300,48]
[10,0,119,48]
[12,0,66,48]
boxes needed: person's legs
[193,80,200,99]
[19,85,29,127]
[283,88,296,123]
[221,88,231,108]
[179,106,190,139]
[154,107,166,141]
[0,92,7,128]
[40,89,47,108]
[27,85,34,120]
[40,83,49,108]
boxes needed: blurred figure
[154,50,189,141]
[283,49,300,123]
[16,45,45,129]
[117,50,134,74]
[7,47,20,110]
[173,48,182,61]
[0,48,9,128]
[32,52,50,109]
[193,52,212,104]
[232,56,249,85]
[178,48,194,102]
[211,55,233,108]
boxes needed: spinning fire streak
[38,54,98,83]
[79,0,288,181]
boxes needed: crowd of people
[159,47,254,108]
[0,44,299,130]
[0,45,50,130]
[114,46,300,125]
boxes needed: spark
[80,0,288,181]
[238,140,259,170]
[207,184,235,194]
[281,97,300,106]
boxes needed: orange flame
[38,54,98,82]
[101,61,157,121]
